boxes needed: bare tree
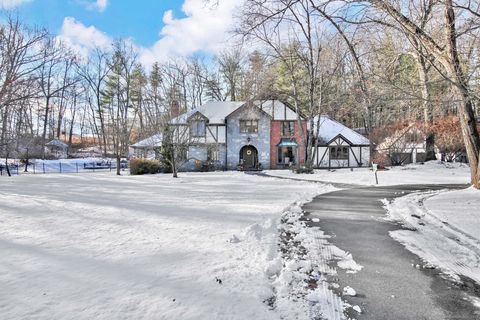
[359,0,480,186]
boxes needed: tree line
[1,0,479,186]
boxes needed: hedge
[130,159,162,175]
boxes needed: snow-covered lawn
[266,161,471,186]
[383,187,480,285]
[0,172,333,320]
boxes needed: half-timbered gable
[313,116,371,169]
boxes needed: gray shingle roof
[170,101,245,125]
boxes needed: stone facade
[182,144,227,171]
[226,105,271,170]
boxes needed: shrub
[371,152,390,168]
[294,165,314,174]
[130,159,162,175]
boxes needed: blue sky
[14,0,185,46]
[2,0,239,65]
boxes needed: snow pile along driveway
[271,201,364,320]
[383,187,480,285]
[0,172,331,320]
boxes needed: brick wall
[270,120,307,169]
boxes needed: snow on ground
[272,204,363,320]
[383,187,480,285]
[0,171,337,320]
[266,161,471,186]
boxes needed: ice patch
[342,286,356,296]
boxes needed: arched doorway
[239,145,258,169]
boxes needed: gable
[327,135,352,146]
[226,103,271,120]
[255,100,304,121]
[187,111,209,122]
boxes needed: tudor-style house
[168,100,307,170]
[132,102,371,171]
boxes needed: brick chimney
[170,100,180,119]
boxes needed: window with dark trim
[330,146,349,160]
[282,121,295,136]
[278,146,296,164]
[240,120,258,133]
[207,148,220,161]
[190,120,206,137]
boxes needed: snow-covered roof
[131,134,163,148]
[315,116,370,145]
[376,124,425,153]
[170,100,302,125]
[46,139,68,149]
[170,101,245,125]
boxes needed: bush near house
[129,159,162,175]
[431,116,469,162]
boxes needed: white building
[312,116,371,168]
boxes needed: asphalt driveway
[303,184,480,320]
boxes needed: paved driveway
[303,185,480,320]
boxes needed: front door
[240,145,258,169]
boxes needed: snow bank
[0,172,331,319]
[266,161,471,186]
[270,200,363,320]
[383,187,480,285]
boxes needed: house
[45,139,68,158]
[313,116,371,168]
[131,134,163,159]
[168,100,307,171]
[376,124,433,165]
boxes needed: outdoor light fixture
[247,137,251,145]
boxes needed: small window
[282,121,295,136]
[190,121,206,137]
[240,120,258,133]
[330,146,349,160]
[207,148,220,161]
[177,146,188,161]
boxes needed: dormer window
[190,120,206,137]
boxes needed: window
[282,121,295,136]
[240,120,258,133]
[207,148,220,162]
[330,146,349,160]
[190,121,206,137]
[278,146,296,165]
[177,146,188,161]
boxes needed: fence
[0,160,129,176]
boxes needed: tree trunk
[41,96,50,160]
[172,147,178,178]
[444,0,480,187]
[5,154,11,177]
[415,52,436,161]
[116,154,121,176]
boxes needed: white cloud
[139,0,241,66]
[86,0,108,12]
[57,17,112,60]
[0,0,32,9]
[57,0,240,67]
